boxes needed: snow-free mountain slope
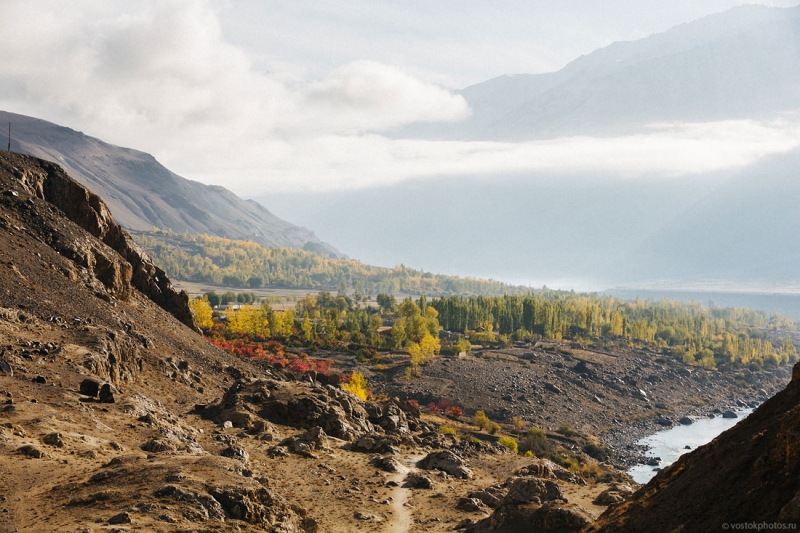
[0,110,340,256]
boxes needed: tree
[377,293,397,314]
[189,297,213,330]
[342,371,368,400]
[247,276,263,288]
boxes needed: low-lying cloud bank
[1,0,799,195]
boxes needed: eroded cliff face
[589,363,800,532]
[0,151,197,331]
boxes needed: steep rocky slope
[590,363,800,532]
[1,110,340,256]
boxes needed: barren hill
[0,110,340,257]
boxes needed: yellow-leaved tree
[342,371,368,401]
[189,297,213,331]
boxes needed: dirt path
[384,453,426,533]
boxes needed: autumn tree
[189,297,213,330]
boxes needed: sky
[1,0,800,196]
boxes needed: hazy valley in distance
[258,4,800,309]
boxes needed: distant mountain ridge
[397,4,800,140]
[0,110,341,257]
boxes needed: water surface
[627,409,752,484]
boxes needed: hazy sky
[1,0,799,195]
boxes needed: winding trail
[384,453,426,533]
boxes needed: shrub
[498,436,518,454]
[439,425,458,438]
[488,422,501,435]
[474,410,490,430]
[556,424,576,437]
[552,453,579,472]
[447,406,463,419]
[512,416,527,432]
[583,441,612,462]
[581,461,600,479]
[519,427,552,457]
[524,450,535,458]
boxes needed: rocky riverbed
[366,345,791,468]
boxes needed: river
[627,409,753,484]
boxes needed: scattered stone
[142,438,178,454]
[354,511,381,521]
[469,490,502,508]
[456,497,485,512]
[646,457,661,466]
[0,358,12,377]
[221,445,250,462]
[43,432,65,447]
[656,417,672,426]
[18,444,46,458]
[108,511,132,524]
[454,518,475,530]
[593,483,635,506]
[32,375,46,384]
[373,456,405,473]
[404,473,434,489]
[544,383,563,394]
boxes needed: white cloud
[1,1,799,197]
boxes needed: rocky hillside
[0,151,629,532]
[0,110,340,257]
[589,361,800,531]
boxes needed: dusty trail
[384,453,426,533]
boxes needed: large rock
[207,378,380,441]
[486,478,591,533]
[419,450,473,479]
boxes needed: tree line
[133,228,529,296]
[429,293,798,369]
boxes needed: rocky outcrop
[482,478,592,533]
[0,152,196,331]
[208,377,375,440]
[591,361,800,532]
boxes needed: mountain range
[0,110,340,257]
[397,4,800,140]
[266,4,800,291]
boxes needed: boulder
[373,456,406,473]
[404,473,434,489]
[503,478,565,505]
[80,378,101,398]
[722,411,738,419]
[593,483,635,506]
[419,450,473,479]
[456,497,486,512]
[469,490,502,509]
[221,445,250,462]
[99,383,116,403]
[43,432,65,448]
[679,416,693,425]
